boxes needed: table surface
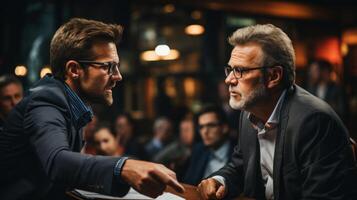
[67,183,254,200]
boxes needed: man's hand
[198,178,227,200]
[121,159,185,198]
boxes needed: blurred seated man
[145,116,173,160]
[94,123,122,156]
[114,113,146,159]
[81,115,98,155]
[183,105,235,185]
[154,117,196,179]
[0,75,23,130]
[307,59,348,120]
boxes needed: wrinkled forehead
[228,43,264,67]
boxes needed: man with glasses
[0,18,184,200]
[198,24,357,199]
[183,105,235,186]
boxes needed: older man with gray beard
[197,24,357,200]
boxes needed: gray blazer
[212,85,357,199]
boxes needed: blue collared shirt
[63,83,93,130]
[63,82,128,182]
[203,140,230,178]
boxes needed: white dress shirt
[213,90,286,200]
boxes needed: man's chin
[229,98,244,110]
[88,95,113,106]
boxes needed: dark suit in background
[0,75,129,200]
[184,140,235,185]
[212,85,357,199]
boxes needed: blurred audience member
[114,113,146,159]
[183,105,236,185]
[145,116,173,160]
[81,115,98,155]
[0,75,23,130]
[93,123,122,156]
[153,117,196,179]
[307,59,348,120]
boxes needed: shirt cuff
[211,175,226,187]
[113,157,129,183]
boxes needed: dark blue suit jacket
[183,140,236,186]
[0,75,130,200]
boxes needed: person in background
[183,105,235,185]
[81,115,98,155]
[0,75,23,130]
[0,18,184,200]
[145,116,174,160]
[307,59,348,120]
[154,116,196,180]
[114,113,146,159]
[198,24,356,200]
[93,123,122,156]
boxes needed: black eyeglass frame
[224,65,278,79]
[77,60,120,76]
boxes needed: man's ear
[267,66,283,89]
[65,60,81,80]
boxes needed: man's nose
[111,71,122,86]
[225,72,238,86]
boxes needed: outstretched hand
[121,159,185,198]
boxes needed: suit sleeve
[296,112,357,199]
[24,103,130,196]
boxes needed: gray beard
[229,83,268,110]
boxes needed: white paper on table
[72,188,184,200]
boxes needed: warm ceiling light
[163,4,175,13]
[141,50,160,61]
[162,49,180,60]
[141,49,180,61]
[40,67,52,78]
[14,65,27,77]
[185,24,205,35]
[155,44,170,56]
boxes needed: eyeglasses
[198,122,221,131]
[224,66,276,79]
[77,60,120,76]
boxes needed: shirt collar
[211,140,230,162]
[63,82,93,130]
[248,89,287,131]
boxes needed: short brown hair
[50,18,123,80]
[0,75,22,91]
[229,24,295,88]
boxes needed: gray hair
[229,24,295,88]
[153,117,171,131]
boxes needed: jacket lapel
[242,112,265,199]
[273,86,294,200]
